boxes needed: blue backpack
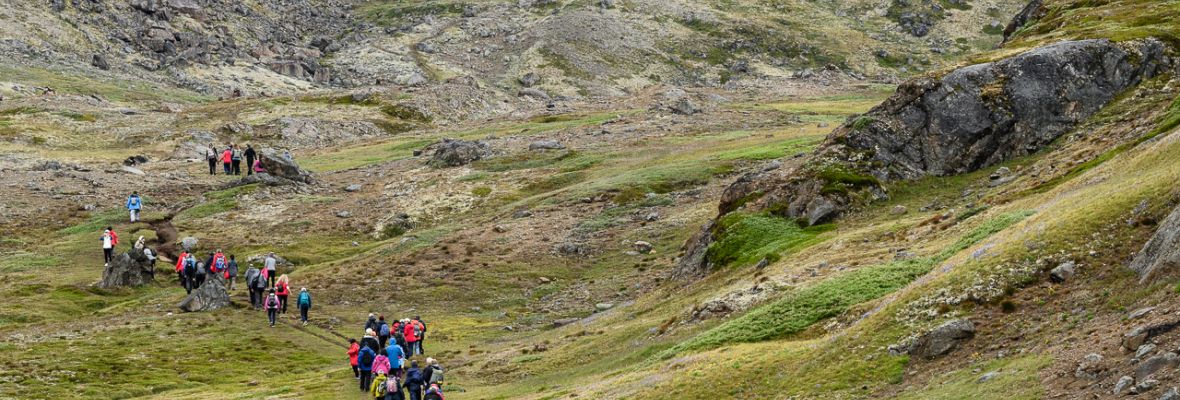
[379,322,390,337]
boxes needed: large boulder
[98,248,155,288]
[1129,204,1180,282]
[676,39,1168,278]
[893,319,976,359]
[177,275,231,312]
[427,139,491,168]
[257,149,313,184]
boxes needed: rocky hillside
[3,0,1180,399]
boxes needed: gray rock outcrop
[177,275,231,312]
[676,38,1169,278]
[1129,204,1180,282]
[897,319,976,359]
[256,149,313,184]
[99,248,156,288]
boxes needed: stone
[634,241,653,254]
[344,184,362,192]
[977,371,999,383]
[492,225,508,233]
[121,166,146,176]
[177,275,231,312]
[427,139,491,168]
[1129,307,1156,320]
[669,97,700,115]
[513,209,532,218]
[99,248,156,288]
[1137,343,1158,359]
[1123,322,1180,351]
[181,237,199,252]
[518,88,550,100]
[519,72,540,87]
[907,319,976,359]
[336,211,351,218]
[529,140,565,151]
[92,54,110,70]
[555,242,588,256]
[595,303,614,311]
[645,212,660,222]
[257,149,313,184]
[1050,261,1076,283]
[539,277,551,283]
[754,258,769,269]
[1136,379,1161,394]
[1075,353,1106,380]
[1114,375,1134,395]
[1003,0,1046,42]
[552,318,578,328]
[1135,352,1179,381]
[1160,387,1180,400]
[1130,203,1180,282]
[891,205,908,215]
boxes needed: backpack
[129,197,139,207]
[373,375,388,396]
[413,323,422,337]
[425,385,444,400]
[428,366,444,385]
[360,348,375,367]
[266,295,279,309]
[184,258,196,274]
[385,376,400,394]
[215,257,225,270]
[379,322,390,337]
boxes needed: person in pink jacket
[221,147,233,174]
[372,350,392,376]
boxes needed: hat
[300,287,307,292]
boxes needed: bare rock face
[256,149,313,184]
[178,275,231,312]
[1003,0,1046,43]
[427,139,491,168]
[99,248,155,288]
[1129,204,1180,282]
[676,38,1169,279]
[890,319,976,359]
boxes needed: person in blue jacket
[385,340,406,373]
[297,288,312,325]
[126,192,142,222]
[358,345,377,392]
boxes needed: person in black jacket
[244,144,257,176]
[364,313,378,333]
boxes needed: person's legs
[246,158,254,175]
[279,295,288,313]
[103,248,112,264]
[360,371,371,391]
[379,335,387,349]
[300,305,309,322]
[268,309,277,326]
[352,365,360,378]
[209,159,216,175]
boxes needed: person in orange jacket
[348,338,361,380]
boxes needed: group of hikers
[205,142,263,176]
[349,314,444,399]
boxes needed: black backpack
[360,349,375,367]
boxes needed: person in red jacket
[347,338,361,380]
[402,319,419,356]
[175,250,189,288]
[275,275,291,314]
[211,250,227,274]
[221,146,233,174]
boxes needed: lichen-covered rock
[427,139,491,168]
[1130,203,1180,282]
[677,39,1169,278]
[257,149,313,184]
[99,248,155,288]
[178,275,231,312]
[894,319,976,359]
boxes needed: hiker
[348,338,361,380]
[125,191,142,222]
[225,255,239,290]
[385,372,406,400]
[206,145,218,175]
[245,144,257,176]
[253,158,266,174]
[358,343,377,391]
[264,253,278,287]
[364,313,378,333]
[211,250,227,275]
[377,315,390,349]
[404,361,425,400]
[245,264,262,308]
[411,317,427,355]
[373,349,392,377]
[361,329,380,353]
[276,275,291,314]
[101,228,115,267]
[221,146,233,174]
[423,383,444,400]
[423,358,443,388]
[175,250,189,288]
[231,144,242,175]
[385,340,406,374]
[371,371,389,399]
[403,319,419,357]
[193,258,207,289]
[183,254,197,294]
[264,289,280,327]
[297,288,312,325]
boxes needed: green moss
[706,212,834,268]
[817,165,880,195]
[712,137,821,161]
[472,186,493,197]
[851,116,874,131]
